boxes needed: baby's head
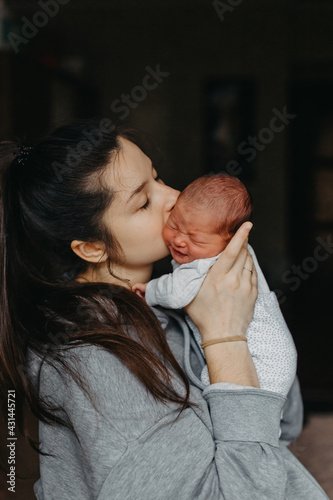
[163,174,253,264]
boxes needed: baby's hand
[132,282,148,300]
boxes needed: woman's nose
[164,185,180,212]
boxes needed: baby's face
[162,200,227,264]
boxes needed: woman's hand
[185,222,258,343]
[185,222,259,386]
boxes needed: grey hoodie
[29,306,328,500]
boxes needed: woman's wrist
[205,341,260,387]
[200,324,248,343]
[201,336,247,350]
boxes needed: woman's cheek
[162,225,170,244]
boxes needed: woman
[0,122,328,499]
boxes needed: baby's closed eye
[190,238,206,245]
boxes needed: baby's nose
[173,235,186,247]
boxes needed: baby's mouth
[170,246,187,257]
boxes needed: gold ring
[243,267,253,274]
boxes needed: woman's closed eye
[154,174,163,184]
[141,198,150,210]
[140,172,163,209]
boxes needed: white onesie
[145,244,297,396]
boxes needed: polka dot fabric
[187,289,297,396]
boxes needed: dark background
[1,0,333,498]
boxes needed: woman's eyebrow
[127,165,154,202]
[127,180,148,202]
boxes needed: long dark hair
[0,121,192,452]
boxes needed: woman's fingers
[213,222,253,274]
[231,247,253,276]
[252,264,258,288]
[242,253,258,299]
[242,254,255,276]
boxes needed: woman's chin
[153,246,172,262]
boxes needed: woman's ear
[70,240,108,263]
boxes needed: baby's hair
[178,173,253,240]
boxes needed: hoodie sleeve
[33,345,328,500]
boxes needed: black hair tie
[13,145,34,166]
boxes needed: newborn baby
[133,174,297,396]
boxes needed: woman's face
[102,138,179,277]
